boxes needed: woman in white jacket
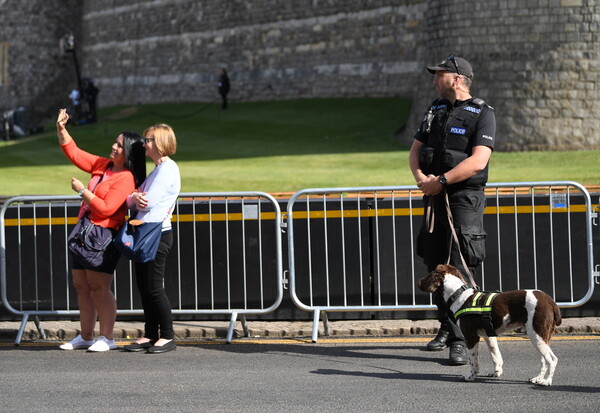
[123,123,181,354]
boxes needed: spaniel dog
[418,264,561,386]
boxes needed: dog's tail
[553,302,562,327]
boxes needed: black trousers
[418,188,487,344]
[219,91,228,109]
[134,231,174,341]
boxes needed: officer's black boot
[426,327,449,351]
[449,342,468,365]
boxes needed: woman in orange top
[56,108,146,352]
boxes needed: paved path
[2,338,599,412]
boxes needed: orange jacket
[61,140,135,230]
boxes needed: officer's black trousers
[418,188,487,344]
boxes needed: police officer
[409,55,496,365]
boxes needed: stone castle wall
[0,0,81,128]
[415,0,600,151]
[0,0,598,151]
[79,0,427,106]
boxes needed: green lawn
[1,98,598,196]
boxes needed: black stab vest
[418,97,489,189]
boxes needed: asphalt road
[1,336,599,412]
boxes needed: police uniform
[414,95,496,349]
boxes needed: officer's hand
[417,175,443,196]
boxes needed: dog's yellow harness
[454,291,500,336]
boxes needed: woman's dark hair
[120,131,146,187]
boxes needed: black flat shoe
[123,340,156,352]
[147,340,176,354]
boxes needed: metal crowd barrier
[1,182,596,345]
[286,181,596,341]
[0,192,283,344]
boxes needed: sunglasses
[447,55,461,77]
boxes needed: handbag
[68,213,117,268]
[114,218,163,263]
[67,173,117,268]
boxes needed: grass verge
[0,98,598,196]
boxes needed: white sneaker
[59,335,96,350]
[87,336,117,352]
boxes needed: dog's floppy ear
[442,264,467,284]
[417,266,445,293]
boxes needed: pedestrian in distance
[83,78,100,123]
[68,88,81,124]
[408,55,497,365]
[57,108,146,352]
[123,124,181,354]
[218,67,230,110]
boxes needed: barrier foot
[14,313,29,346]
[240,314,249,337]
[226,311,238,344]
[33,316,46,340]
[321,310,330,337]
[311,309,320,343]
